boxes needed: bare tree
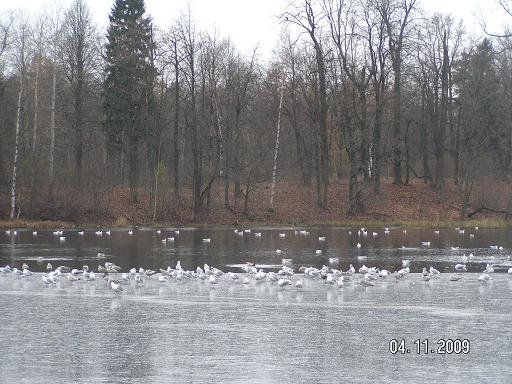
[282,0,329,209]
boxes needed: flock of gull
[1,227,512,294]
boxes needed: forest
[1,0,512,226]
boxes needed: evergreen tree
[104,0,156,202]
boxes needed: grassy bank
[1,179,510,229]
[0,217,510,230]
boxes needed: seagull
[328,257,339,264]
[422,241,430,246]
[454,264,467,272]
[209,275,217,284]
[379,269,390,278]
[128,230,133,235]
[358,278,373,287]
[277,278,291,287]
[358,265,369,274]
[202,238,211,243]
[78,231,84,235]
[158,275,167,283]
[402,260,410,268]
[478,273,493,282]
[319,236,326,241]
[32,231,37,236]
[508,267,512,275]
[483,264,494,274]
[315,249,322,255]
[110,281,123,292]
[296,280,303,289]
[429,266,440,275]
[276,249,282,255]
[279,233,286,238]
[337,278,344,288]
[356,243,362,248]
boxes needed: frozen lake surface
[1,227,512,383]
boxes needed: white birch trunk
[50,61,56,190]
[270,89,284,210]
[31,54,40,208]
[10,76,24,219]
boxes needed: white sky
[0,0,510,60]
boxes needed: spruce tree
[104,0,156,203]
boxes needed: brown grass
[0,178,510,228]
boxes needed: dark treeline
[1,0,512,222]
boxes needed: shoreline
[0,217,510,230]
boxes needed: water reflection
[2,227,512,276]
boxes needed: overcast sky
[0,0,510,60]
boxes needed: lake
[1,226,511,383]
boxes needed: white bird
[422,241,430,246]
[59,236,66,242]
[356,243,361,248]
[279,233,286,238]
[508,267,512,275]
[276,249,282,255]
[255,232,262,237]
[483,264,494,274]
[434,230,440,234]
[156,229,161,234]
[478,273,492,282]
[402,260,410,268]
[110,281,123,292]
[202,238,211,243]
[379,269,390,278]
[315,249,322,255]
[95,230,102,236]
[32,231,37,236]
[209,275,217,284]
[358,265,368,274]
[282,258,292,266]
[469,233,475,238]
[328,257,339,264]
[277,278,291,287]
[158,275,167,283]
[429,266,440,275]
[78,231,84,235]
[461,255,468,263]
[454,264,467,272]
[337,278,344,288]
[318,236,326,241]
[128,230,133,235]
[106,230,111,235]
[372,232,378,237]
[347,265,355,275]
[296,280,303,289]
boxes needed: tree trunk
[173,39,180,199]
[10,76,24,220]
[48,61,56,201]
[270,89,283,210]
[30,56,41,215]
[392,63,403,185]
